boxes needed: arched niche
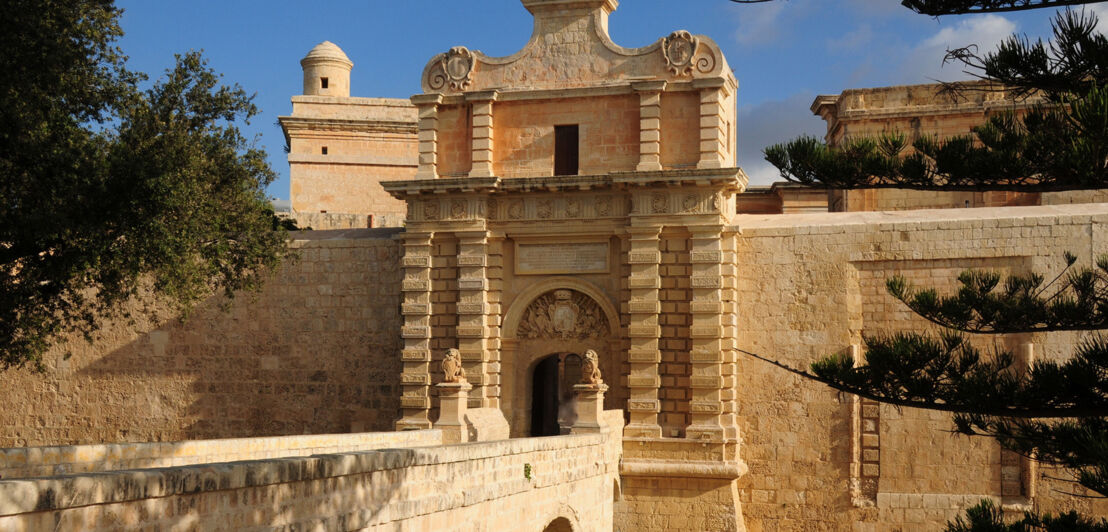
[501,278,621,437]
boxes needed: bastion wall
[1,204,1105,530]
[0,229,405,447]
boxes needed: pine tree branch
[736,347,1108,418]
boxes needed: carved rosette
[517,289,610,340]
[429,46,475,91]
[663,31,698,76]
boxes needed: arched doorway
[543,517,573,532]
[501,281,622,437]
[529,353,584,437]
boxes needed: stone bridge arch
[501,277,621,437]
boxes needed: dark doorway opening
[554,124,579,176]
[531,353,587,437]
[531,355,561,437]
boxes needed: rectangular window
[554,125,579,176]
[321,146,328,155]
[320,77,329,89]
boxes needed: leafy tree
[0,0,289,370]
[729,0,1108,529]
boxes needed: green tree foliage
[0,0,289,369]
[765,9,1108,192]
[947,499,1108,531]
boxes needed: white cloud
[1083,4,1108,34]
[737,92,828,186]
[827,24,874,52]
[733,2,786,47]
[899,14,1017,83]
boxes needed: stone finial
[581,349,603,385]
[441,348,467,383]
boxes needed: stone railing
[0,430,441,480]
[0,414,623,531]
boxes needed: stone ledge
[619,458,747,479]
[0,430,617,517]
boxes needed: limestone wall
[732,203,1108,531]
[0,422,623,532]
[0,229,404,447]
[283,96,417,224]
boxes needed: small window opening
[320,77,329,89]
[554,125,579,176]
[321,146,328,155]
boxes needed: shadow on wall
[0,228,406,447]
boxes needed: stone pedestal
[571,383,609,434]
[435,382,472,444]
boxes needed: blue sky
[114,1,1093,199]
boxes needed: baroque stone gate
[382,0,749,528]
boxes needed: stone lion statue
[580,349,603,385]
[441,348,466,383]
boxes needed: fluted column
[633,80,666,172]
[468,91,498,178]
[412,94,443,179]
[397,231,434,430]
[626,226,663,438]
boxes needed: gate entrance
[529,353,583,437]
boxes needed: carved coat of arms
[518,289,609,340]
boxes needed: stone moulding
[619,458,747,479]
[381,168,746,199]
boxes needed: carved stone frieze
[486,194,627,222]
[517,289,610,340]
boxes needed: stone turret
[300,41,353,97]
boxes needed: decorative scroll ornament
[432,46,475,91]
[581,349,603,385]
[663,31,699,76]
[518,289,610,340]
[442,348,466,383]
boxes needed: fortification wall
[0,421,622,532]
[733,203,1108,530]
[0,229,404,447]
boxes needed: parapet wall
[0,430,440,480]
[0,418,623,532]
[733,203,1108,530]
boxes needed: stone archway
[501,279,620,437]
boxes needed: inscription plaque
[516,242,609,274]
